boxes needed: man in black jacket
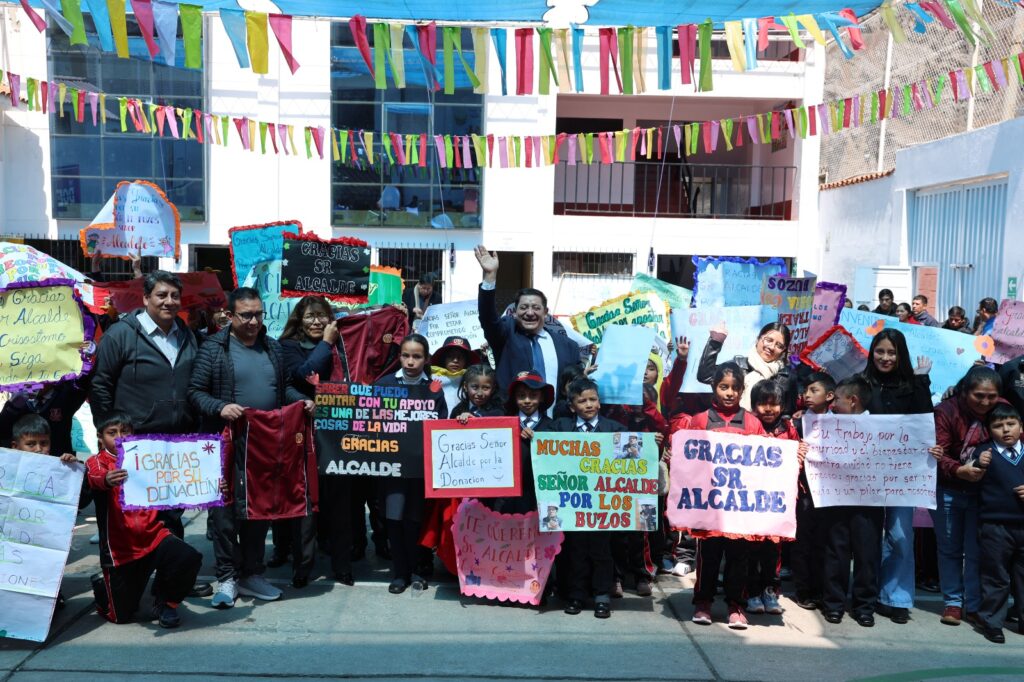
[474,245,580,404]
[188,287,312,609]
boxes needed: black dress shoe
[350,546,366,562]
[823,610,843,624]
[190,581,214,598]
[267,552,290,569]
[855,613,875,627]
[564,599,583,615]
[291,575,309,589]
[388,579,408,594]
[594,602,611,619]
[889,607,910,624]
[796,597,819,610]
[334,573,355,586]
[983,627,1005,644]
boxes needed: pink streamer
[532,136,542,166]
[673,124,682,153]
[48,82,57,114]
[462,136,472,169]
[278,124,289,154]
[817,103,830,134]
[567,135,577,165]
[312,126,325,159]
[132,0,160,58]
[745,116,758,143]
[268,123,278,154]
[88,91,99,125]
[156,107,166,136]
[165,106,179,139]
[233,118,248,150]
[515,28,534,96]
[433,135,447,168]
[498,137,509,168]
[677,24,696,85]
[269,14,301,75]
[348,16,374,79]
[784,109,795,138]
[7,73,20,107]
[710,120,721,151]
[19,0,46,32]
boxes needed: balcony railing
[554,161,796,220]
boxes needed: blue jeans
[929,486,980,611]
[880,506,915,609]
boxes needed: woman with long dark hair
[697,321,796,413]
[861,328,933,624]
[931,366,1004,626]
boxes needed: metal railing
[553,161,796,220]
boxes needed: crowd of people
[3,248,1022,645]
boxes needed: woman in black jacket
[276,296,356,586]
[696,321,797,414]
[860,328,934,625]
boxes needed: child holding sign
[541,377,625,619]
[452,364,504,419]
[85,412,203,629]
[973,403,1024,644]
[486,371,553,515]
[686,363,766,630]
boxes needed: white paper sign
[116,434,225,511]
[421,300,487,354]
[0,447,84,642]
[81,181,179,259]
[425,419,519,498]
[802,413,937,509]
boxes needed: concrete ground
[2,509,1023,682]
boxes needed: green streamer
[697,20,713,93]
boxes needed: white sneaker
[672,562,693,577]
[212,578,237,609]
[237,575,283,601]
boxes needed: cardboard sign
[316,381,444,478]
[630,273,693,310]
[666,430,800,540]
[228,221,301,286]
[280,234,371,304]
[802,413,937,509]
[0,280,92,391]
[0,447,84,642]
[115,434,225,511]
[420,300,487,353]
[78,272,227,315]
[0,242,85,288]
[692,256,787,308]
[762,275,816,359]
[453,499,563,606]
[988,299,1024,364]
[423,418,521,498]
[800,325,868,381]
[591,325,656,406]
[670,305,777,393]
[80,181,180,260]
[839,308,991,403]
[807,281,847,345]
[569,291,671,344]
[532,432,659,532]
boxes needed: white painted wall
[818,116,1024,302]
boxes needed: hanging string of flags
[3,51,1023,169]
[11,1,1002,93]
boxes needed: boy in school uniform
[541,377,625,619]
[792,371,836,610]
[86,412,204,628]
[973,403,1024,643]
[819,376,884,627]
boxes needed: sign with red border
[423,417,521,499]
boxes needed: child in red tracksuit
[686,362,766,630]
[87,412,203,629]
[746,378,805,616]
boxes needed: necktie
[521,418,532,430]
[530,334,545,381]
[579,422,592,432]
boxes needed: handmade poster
[115,434,225,511]
[77,272,227,315]
[423,418,520,498]
[807,281,847,345]
[569,291,671,344]
[0,447,85,642]
[316,381,443,478]
[244,260,296,338]
[352,266,404,309]
[800,325,868,381]
[452,499,563,606]
[0,242,85,287]
[670,305,777,393]
[532,432,659,532]
[802,413,938,509]
[987,299,1024,364]
[228,220,302,286]
[839,308,991,403]
[666,430,800,539]
[0,280,93,390]
[280,233,371,304]
[761,275,816,359]
[692,256,787,308]
[590,324,656,405]
[420,300,487,353]
[630,273,693,310]
[80,181,180,260]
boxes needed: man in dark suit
[474,245,580,403]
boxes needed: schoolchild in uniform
[376,334,448,594]
[430,336,480,414]
[452,364,505,420]
[686,363,766,630]
[540,377,625,618]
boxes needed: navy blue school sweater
[974,440,1024,523]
